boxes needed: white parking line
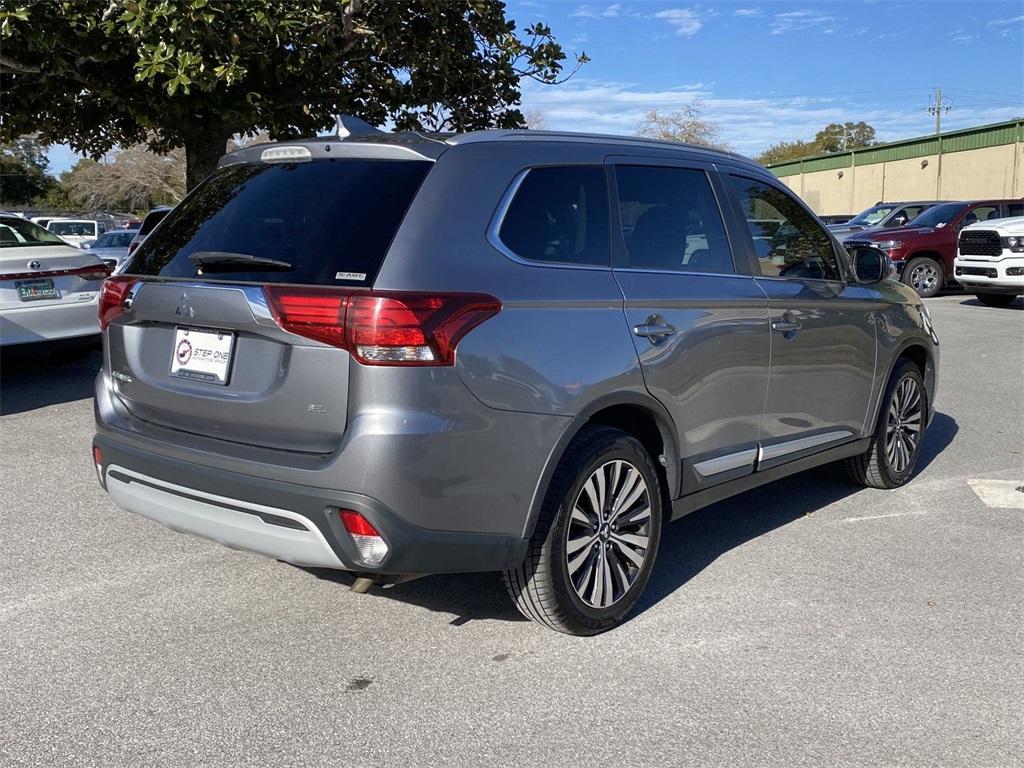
[967,479,1024,509]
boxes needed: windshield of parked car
[848,205,895,226]
[0,216,68,248]
[49,221,97,236]
[906,202,963,229]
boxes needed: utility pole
[928,87,952,135]
[927,87,953,197]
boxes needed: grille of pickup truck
[958,231,1002,257]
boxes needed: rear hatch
[1,217,110,309]
[108,155,433,455]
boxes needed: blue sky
[510,0,1024,154]
[46,0,1023,173]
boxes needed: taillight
[340,509,388,565]
[1,263,112,281]
[98,276,139,330]
[263,286,500,366]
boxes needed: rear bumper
[0,298,100,346]
[94,435,528,575]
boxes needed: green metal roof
[767,118,1024,177]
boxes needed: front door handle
[771,316,803,336]
[634,322,676,340]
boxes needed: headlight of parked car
[875,240,903,251]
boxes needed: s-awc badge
[170,327,235,385]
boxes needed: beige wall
[777,142,1022,214]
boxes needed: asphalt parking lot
[1,294,1022,767]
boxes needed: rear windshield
[0,216,67,247]
[129,159,432,285]
[49,221,97,236]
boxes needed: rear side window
[497,166,609,266]
[129,159,432,285]
[138,209,170,236]
[729,176,841,281]
[615,166,734,274]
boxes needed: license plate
[16,278,58,302]
[170,327,235,385]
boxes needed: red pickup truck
[845,198,1024,297]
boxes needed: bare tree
[523,109,547,129]
[636,103,726,149]
[62,145,185,211]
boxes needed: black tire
[845,359,927,489]
[901,256,944,298]
[975,292,1018,308]
[503,425,663,636]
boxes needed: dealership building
[766,118,1024,216]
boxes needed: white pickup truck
[954,216,1024,308]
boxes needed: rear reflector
[92,445,103,466]
[263,286,500,366]
[340,510,388,566]
[98,276,139,330]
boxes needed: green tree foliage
[813,121,877,153]
[0,0,586,190]
[757,121,878,165]
[0,135,55,205]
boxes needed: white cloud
[769,9,840,35]
[571,3,621,18]
[734,8,762,17]
[654,8,704,37]
[951,31,978,44]
[987,14,1024,25]
[518,78,1022,157]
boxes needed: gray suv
[93,129,939,635]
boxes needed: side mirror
[848,246,891,285]
[891,216,907,227]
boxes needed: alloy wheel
[910,263,938,294]
[565,460,652,609]
[885,376,923,474]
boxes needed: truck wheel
[845,359,927,489]
[901,257,943,298]
[975,293,1018,308]
[503,425,663,635]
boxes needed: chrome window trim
[613,267,754,280]
[486,168,612,272]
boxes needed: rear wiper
[187,251,292,271]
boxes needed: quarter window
[497,166,609,266]
[730,176,841,281]
[614,166,734,274]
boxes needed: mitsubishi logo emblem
[176,291,195,318]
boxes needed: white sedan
[1,215,111,346]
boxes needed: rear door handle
[634,322,676,340]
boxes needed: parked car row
[842,199,1023,298]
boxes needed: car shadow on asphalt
[303,412,958,630]
[0,338,103,415]
[958,297,1023,309]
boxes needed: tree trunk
[184,129,231,192]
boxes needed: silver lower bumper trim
[105,465,345,569]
